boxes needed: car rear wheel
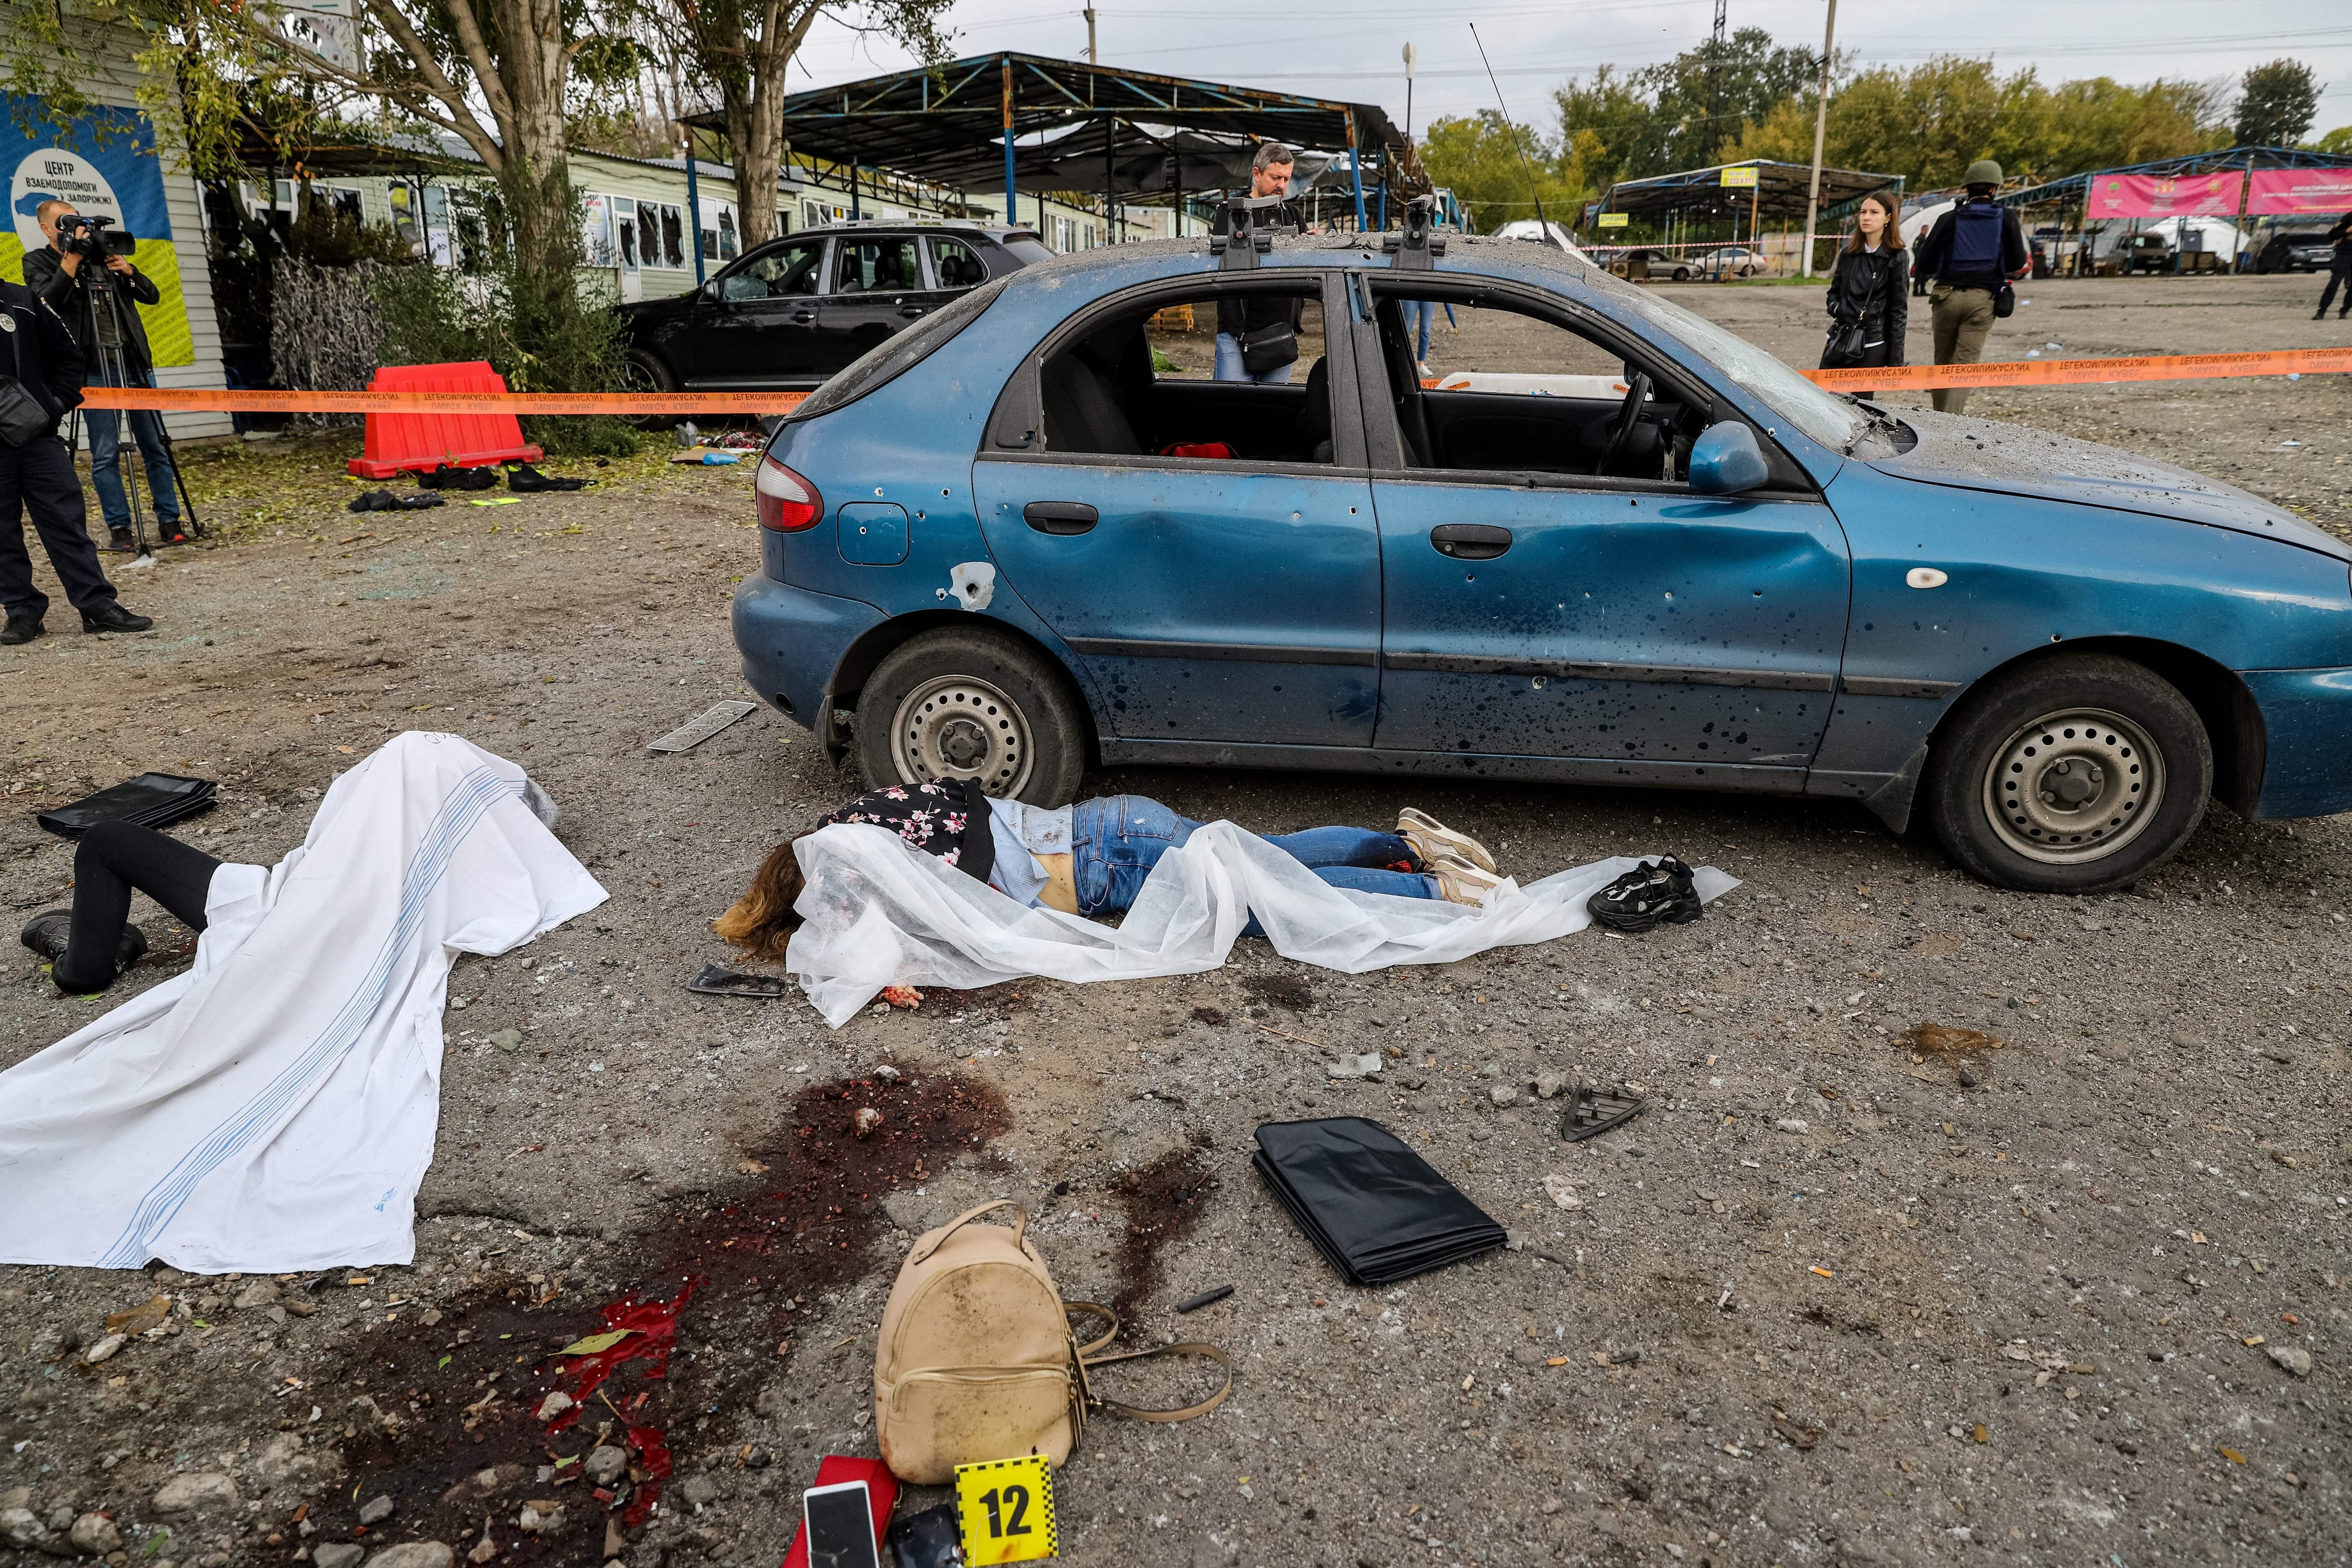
[620,350,679,430]
[856,628,1089,805]
[1922,653,2211,894]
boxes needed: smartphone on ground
[803,1479,881,1568]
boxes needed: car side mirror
[700,278,722,301]
[1688,420,1770,496]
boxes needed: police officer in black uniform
[0,278,151,645]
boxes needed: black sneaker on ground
[82,603,154,634]
[349,489,397,512]
[506,461,586,493]
[0,612,40,645]
[1587,855,1703,932]
[103,527,137,551]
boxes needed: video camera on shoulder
[56,212,137,261]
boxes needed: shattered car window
[1601,279,1869,453]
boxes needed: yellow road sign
[1721,166,1760,188]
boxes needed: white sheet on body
[0,733,606,1274]
[785,819,1736,1028]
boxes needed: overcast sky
[785,0,2352,148]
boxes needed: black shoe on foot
[1587,855,1703,932]
[19,912,69,964]
[20,912,147,987]
[0,612,40,645]
[103,527,137,552]
[82,603,154,634]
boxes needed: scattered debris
[881,985,924,1009]
[1541,1176,1583,1211]
[646,700,759,754]
[1561,1082,1645,1143]
[1175,1284,1236,1314]
[557,1330,635,1357]
[685,966,792,999]
[853,1107,884,1139]
[1325,1052,1383,1079]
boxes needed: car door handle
[898,305,927,318]
[792,309,816,323]
[1023,501,1098,535]
[1430,524,1512,559]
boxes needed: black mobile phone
[803,1479,880,1568]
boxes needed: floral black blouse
[818,777,996,883]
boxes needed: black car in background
[2254,228,2339,274]
[615,220,1054,391]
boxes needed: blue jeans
[1069,795,1433,932]
[85,366,179,533]
[1212,333,1295,384]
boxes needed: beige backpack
[874,1199,1231,1484]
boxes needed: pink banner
[2085,171,2243,219]
[2248,168,2352,215]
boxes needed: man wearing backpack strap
[1912,159,2028,415]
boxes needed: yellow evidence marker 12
[954,1454,1058,1564]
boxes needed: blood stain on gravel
[1242,974,1314,1011]
[318,1071,1009,1559]
[1110,1134,1218,1316]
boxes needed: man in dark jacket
[23,199,183,549]
[1911,159,2029,415]
[0,279,152,644]
[1210,143,1307,382]
[2318,213,2352,321]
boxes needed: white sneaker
[1398,807,1497,874]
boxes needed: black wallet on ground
[1253,1116,1508,1286]
[36,772,217,838]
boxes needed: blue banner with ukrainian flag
[4,95,195,367]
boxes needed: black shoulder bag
[0,309,56,446]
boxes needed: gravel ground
[2,275,2347,1568]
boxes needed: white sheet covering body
[786,820,1736,1027]
[0,733,607,1274]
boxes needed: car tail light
[756,456,823,532]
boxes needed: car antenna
[1469,22,1570,257]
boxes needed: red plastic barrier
[347,361,544,478]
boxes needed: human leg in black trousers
[20,820,221,992]
[1819,339,1892,402]
[0,435,149,643]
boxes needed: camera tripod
[64,262,204,561]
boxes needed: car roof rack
[1380,195,1448,271]
[1209,196,1296,272]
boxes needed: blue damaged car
[733,226,2352,894]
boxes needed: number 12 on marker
[954,1454,1058,1563]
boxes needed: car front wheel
[1921,653,2212,894]
[856,627,1089,805]
[1671,266,1691,281]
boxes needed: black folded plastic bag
[1253,1117,1507,1286]
[36,772,217,839]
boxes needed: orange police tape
[69,345,2352,410]
[1804,345,2352,393]
[72,388,810,415]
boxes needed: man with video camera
[24,199,183,551]
[0,269,152,644]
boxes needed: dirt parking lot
[2,273,2349,1568]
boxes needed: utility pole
[1799,0,1836,279]
[1402,42,1416,144]
[1084,7,1097,65]
[1705,0,1726,164]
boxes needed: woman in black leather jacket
[1820,191,1907,397]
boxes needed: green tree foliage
[1553,29,1817,191]
[1419,111,1587,234]
[2319,125,2352,156]
[1732,56,2227,190]
[2233,59,2322,148]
